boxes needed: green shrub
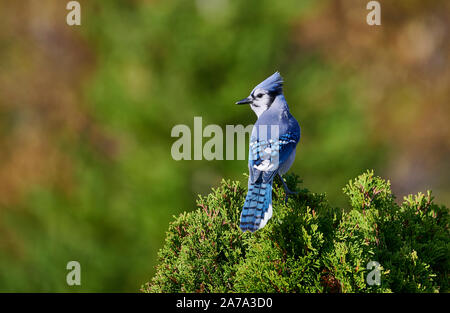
[143,171,449,293]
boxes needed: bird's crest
[253,71,283,95]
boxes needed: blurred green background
[0,0,448,291]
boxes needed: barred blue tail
[240,182,273,232]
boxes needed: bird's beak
[236,97,252,105]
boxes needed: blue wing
[248,132,299,184]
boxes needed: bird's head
[236,72,284,117]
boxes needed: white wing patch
[259,203,273,229]
[253,159,277,172]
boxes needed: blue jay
[236,72,300,232]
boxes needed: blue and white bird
[236,72,300,232]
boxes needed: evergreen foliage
[144,171,449,293]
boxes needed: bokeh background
[0,0,448,292]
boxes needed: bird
[236,72,300,232]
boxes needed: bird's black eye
[256,93,264,98]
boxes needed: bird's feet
[283,188,299,205]
[278,174,299,205]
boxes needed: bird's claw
[278,174,299,205]
[283,189,299,205]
